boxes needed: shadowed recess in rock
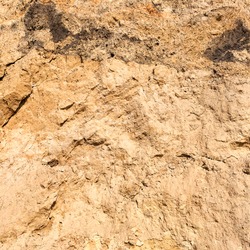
[23,1,166,64]
[204,20,250,62]
[24,1,70,43]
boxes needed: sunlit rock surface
[0,0,249,249]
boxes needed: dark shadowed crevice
[2,91,32,128]
[0,71,6,81]
[204,20,250,62]
[1,55,26,82]
[23,2,166,64]
[24,1,70,43]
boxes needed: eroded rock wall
[0,0,249,249]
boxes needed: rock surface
[0,0,250,249]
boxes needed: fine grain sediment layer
[0,0,250,249]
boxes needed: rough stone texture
[0,0,250,249]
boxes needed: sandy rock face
[0,0,250,249]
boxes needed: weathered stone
[0,0,249,249]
